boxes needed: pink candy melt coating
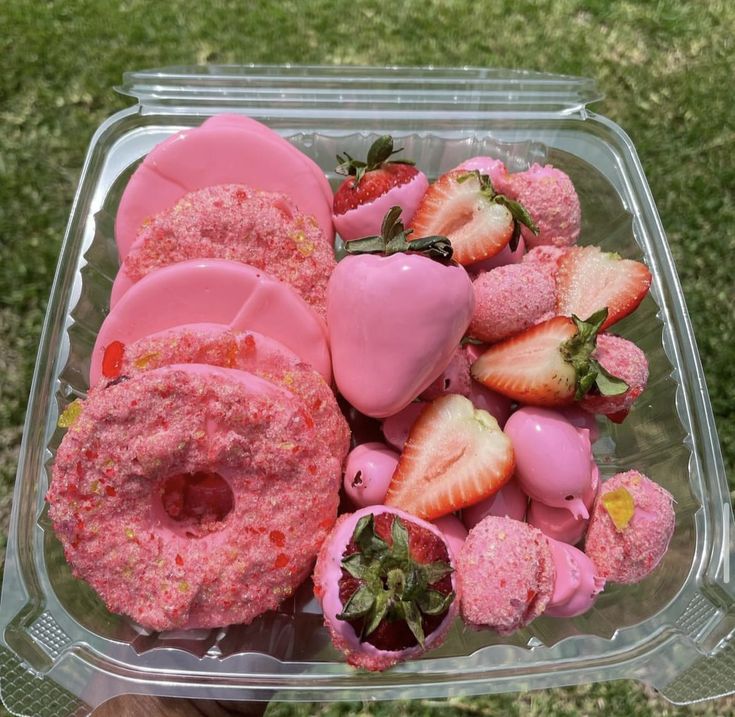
[458,516,554,634]
[545,539,605,618]
[470,264,556,343]
[312,505,459,671]
[462,478,528,530]
[431,514,468,559]
[381,402,427,451]
[504,407,594,519]
[114,184,334,319]
[585,470,675,584]
[48,365,342,631]
[115,116,333,259]
[420,348,471,400]
[333,171,429,242]
[343,442,399,508]
[503,164,581,248]
[467,380,512,428]
[455,157,508,189]
[469,235,526,275]
[91,259,331,386]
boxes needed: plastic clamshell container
[1,66,733,716]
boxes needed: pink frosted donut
[585,470,675,584]
[469,264,556,343]
[457,516,554,634]
[116,323,349,459]
[48,365,342,631]
[113,184,335,319]
[502,164,581,248]
[580,334,649,422]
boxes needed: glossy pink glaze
[462,477,528,530]
[91,260,331,386]
[327,253,474,418]
[467,379,512,428]
[468,236,526,275]
[420,348,471,400]
[456,156,509,190]
[115,116,333,259]
[431,514,468,559]
[333,171,429,242]
[504,407,594,519]
[558,406,601,443]
[381,402,427,451]
[545,539,605,618]
[343,442,399,508]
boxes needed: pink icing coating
[313,505,459,671]
[468,236,526,275]
[455,157,509,189]
[115,116,333,259]
[466,379,512,428]
[545,539,605,618]
[91,259,331,386]
[420,348,471,400]
[462,477,528,530]
[504,407,594,519]
[381,402,427,451]
[333,171,429,242]
[558,405,601,443]
[431,514,468,559]
[343,442,399,508]
[327,253,474,418]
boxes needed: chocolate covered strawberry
[471,308,629,407]
[313,505,459,671]
[333,136,429,241]
[385,394,515,520]
[327,207,474,418]
[410,169,538,266]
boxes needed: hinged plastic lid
[117,64,603,116]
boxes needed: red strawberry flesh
[333,163,419,215]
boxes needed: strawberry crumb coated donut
[584,470,675,584]
[47,365,342,631]
[469,264,556,343]
[115,324,349,459]
[457,516,554,634]
[117,184,335,318]
[313,505,459,671]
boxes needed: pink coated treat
[558,405,601,443]
[504,407,594,519]
[48,365,343,631]
[502,164,581,248]
[343,442,399,508]
[466,377,512,428]
[468,235,526,275]
[469,264,556,343]
[585,470,675,584]
[545,539,605,618]
[420,348,471,400]
[381,402,427,451]
[580,334,649,422]
[432,514,468,559]
[91,259,331,386]
[522,245,569,284]
[113,185,335,319]
[327,252,474,418]
[115,115,333,259]
[462,478,528,530]
[457,516,554,634]
[117,324,349,459]
[313,505,459,671]
[333,171,429,242]
[455,156,509,189]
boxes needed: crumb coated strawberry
[502,164,581,248]
[522,245,570,284]
[384,394,515,520]
[556,245,652,331]
[458,516,554,634]
[580,334,648,421]
[584,471,675,584]
[313,505,459,671]
[469,264,556,343]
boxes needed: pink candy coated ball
[432,514,469,559]
[343,442,399,508]
[462,478,528,530]
[545,538,605,618]
[504,407,594,519]
[467,378,512,428]
[381,402,427,451]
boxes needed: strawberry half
[556,245,652,330]
[409,170,538,266]
[333,136,420,215]
[384,394,514,520]
[471,308,629,407]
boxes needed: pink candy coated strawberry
[327,208,475,418]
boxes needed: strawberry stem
[336,135,415,188]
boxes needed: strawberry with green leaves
[332,135,429,241]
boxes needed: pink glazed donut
[48,364,343,632]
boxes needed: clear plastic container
[1,66,733,716]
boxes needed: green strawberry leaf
[421,560,453,585]
[336,585,375,621]
[495,194,539,235]
[362,590,390,638]
[390,516,410,561]
[400,600,426,647]
[593,361,629,396]
[418,588,456,616]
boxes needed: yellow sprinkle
[602,487,636,531]
[90,480,100,494]
[133,351,160,369]
[178,581,190,593]
[290,230,315,257]
[124,527,135,540]
[58,399,83,428]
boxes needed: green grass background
[1,0,733,715]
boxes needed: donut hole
[161,471,234,530]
